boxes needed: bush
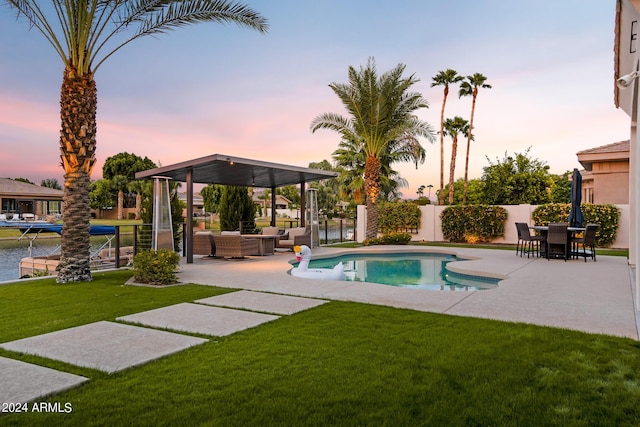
[440,205,508,243]
[363,232,412,246]
[132,249,180,285]
[532,203,621,247]
[378,202,421,233]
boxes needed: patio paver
[0,356,88,405]
[195,290,328,315]
[117,302,280,336]
[0,321,207,374]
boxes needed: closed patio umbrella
[568,168,584,227]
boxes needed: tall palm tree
[459,73,491,204]
[311,58,435,238]
[431,69,463,205]
[5,1,267,283]
[443,116,470,205]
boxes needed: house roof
[135,154,338,187]
[576,140,630,170]
[0,178,64,199]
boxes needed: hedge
[531,203,620,247]
[440,205,508,243]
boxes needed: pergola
[135,154,338,263]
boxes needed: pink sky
[0,1,632,198]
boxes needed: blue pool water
[297,252,499,291]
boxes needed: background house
[576,140,629,204]
[0,178,63,220]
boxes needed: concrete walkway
[177,246,640,340]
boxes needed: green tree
[442,178,485,205]
[11,177,34,184]
[482,149,552,205]
[5,1,267,283]
[89,179,115,214]
[459,73,491,204]
[443,116,470,205]
[431,69,463,205]
[311,57,435,238]
[219,186,256,232]
[102,153,157,219]
[549,171,572,203]
[200,184,224,214]
[41,178,62,189]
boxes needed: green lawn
[1,272,639,426]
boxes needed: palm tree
[443,116,470,204]
[311,57,435,238]
[459,73,491,204]
[431,69,463,205]
[5,1,267,283]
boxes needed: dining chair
[515,222,545,258]
[546,223,569,261]
[572,224,599,262]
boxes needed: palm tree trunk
[438,87,448,206]
[448,136,458,204]
[118,189,124,220]
[56,68,97,283]
[364,155,381,239]
[462,93,478,204]
[135,193,142,220]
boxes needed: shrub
[532,203,621,247]
[378,202,421,233]
[363,232,412,246]
[132,249,180,285]
[440,205,508,243]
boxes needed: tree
[549,171,572,203]
[442,178,484,205]
[102,152,158,219]
[89,179,115,215]
[200,184,224,214]
[4,2,267,282]
[481,149,552,205]
[219,186,255,232]
[11,177,34,184]
[459,73,492,204]
[311,57,435,238]
[41,178,62,189]
[443,116,470,204]
[431,69,463,206]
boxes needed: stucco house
[0,178,63,219]
[576,140,629,204]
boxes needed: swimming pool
[292,252,500,291]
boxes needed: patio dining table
[530,225,587,259]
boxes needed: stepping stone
[0,321,207,374]
[196,290,328,315]
[0,356,88,404]
[117,303,279,336]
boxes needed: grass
[1,273,640,425]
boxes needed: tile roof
[576,140,629,155]
[0,178,64,198]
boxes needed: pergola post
[271,186,276,227]
[186,168,194,264]
[300,181,306,227]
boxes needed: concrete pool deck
[178,246,640,340]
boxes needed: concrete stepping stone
[0,321,207,374]
[0,356,88,405]
[117,302,279,336]
[196,290,328,315]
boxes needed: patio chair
[572,224,599,262]
[212,234,259,258]
[515,222,545,258]
[276,227,311,250]
[546,222,569,261]
[193,231,216,257]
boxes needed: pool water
[300,252,499,291]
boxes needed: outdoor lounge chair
[212,234,259,258]
[546,222,569,261]
[515,222,545,258]
[572,224,599,262]
[193,231,216,257]
[277,227,311,250]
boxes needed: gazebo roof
[135,154,338,187]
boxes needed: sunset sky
[0,1,631,198]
